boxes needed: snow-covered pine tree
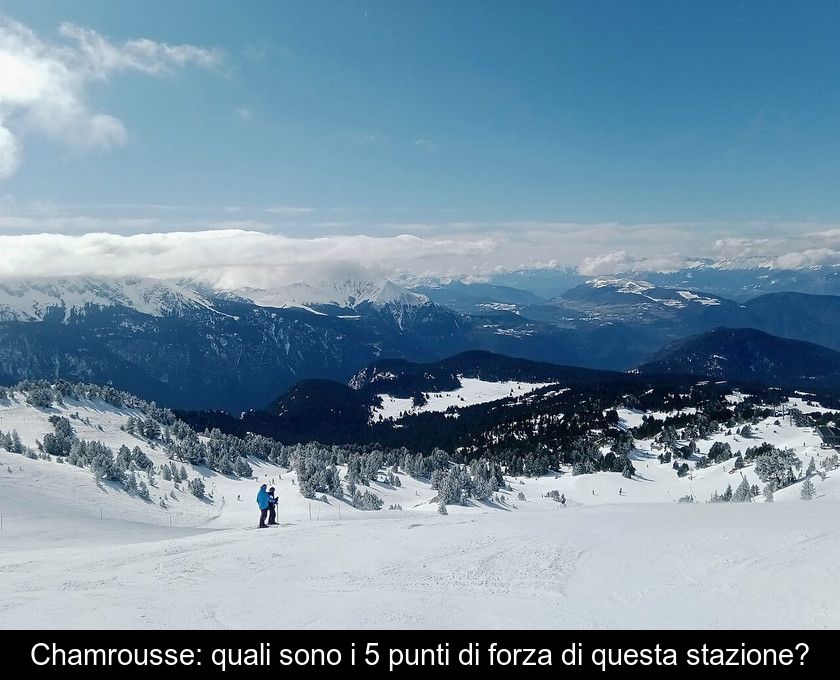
[234,456,253,478]
[10,430,23,454]
[125,472,138,493]
[117,445,132,470]
[138,481,150,501]
[132,446,152,470]
[754,447,800,490]
[188,477,205,498]
[732,476,752,502]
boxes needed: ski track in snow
[2,391,840,628]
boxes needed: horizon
[2,1,840,286]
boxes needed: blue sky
[1,1,840,282]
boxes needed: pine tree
[234,456,253,478]
[732,476,752,502]
[754,447,800,490]
[762,484,774,503]
[137,481,150,501]
[144,419,162,440]
[132,446,151,470]
[117,445,132,470]
[125,472,138,493]
[188,477,205,498]
[800,478,816,501]
[806,457,816,478]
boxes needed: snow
[787,396,836,414]
[584,278,724,308]
[616,407,697,429]
[492,327,535,337]
[229,279,428,312]
[589,277,655,293]
[370,377,557,422]
[1,497,838,628]
[477,302,519,313]
[677,290,722,305]
[0,277,220,321]
[3,389,840,628]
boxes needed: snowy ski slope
[2,388,840,628]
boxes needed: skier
[619,487,623,496]
[267,486,278,525]
[256,484,270,528]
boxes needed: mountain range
[4,266,840,411]
[0,276,580,410]
[180,347,796,451]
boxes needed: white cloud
[0,122,21,176]
[578,250,634,276]
[710,228,840,269]
[773,248,840,269]
[0,229,497,288]
[4,208,840,282]
[578,250,699,276]
[57,23,221,77]
[0,16,221,177]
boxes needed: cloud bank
[711,229,840,269]
[0,16,221,178]
[0,229,496,288]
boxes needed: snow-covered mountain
[0,277,577,411]
[0,277,220,322]
[231,279,428,314]
[573,277,725,308]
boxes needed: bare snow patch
[371,377,557,422]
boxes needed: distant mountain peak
[0,276,219,322]
[587,277,656,293]
[229,278,429,313]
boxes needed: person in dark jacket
[256,484,270,528]
[267,486,278,525]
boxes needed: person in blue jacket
[256,484,270,528]
[267,486,278,525]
